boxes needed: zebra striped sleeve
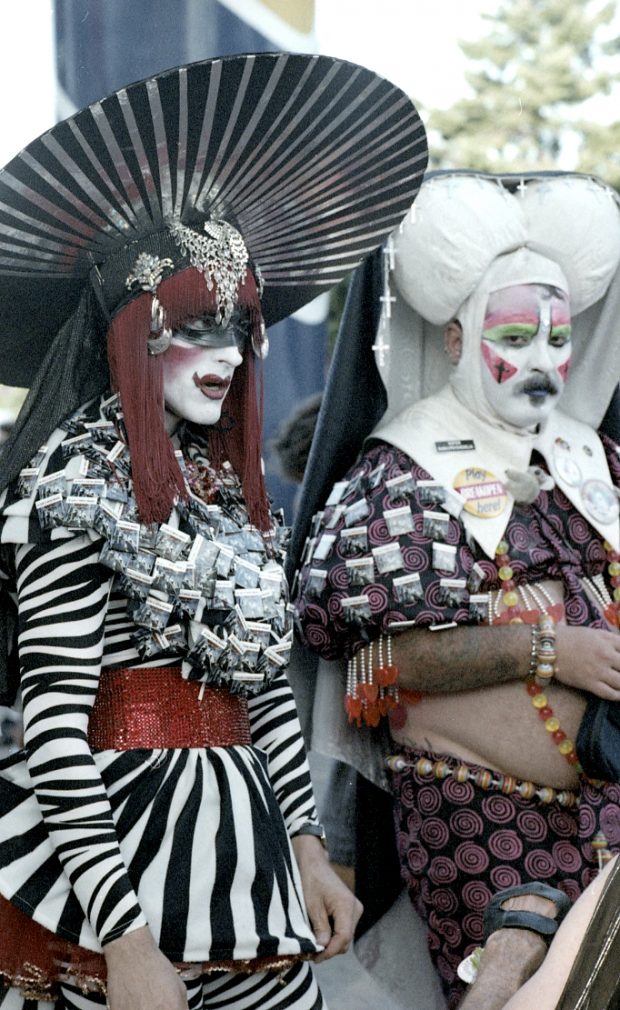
[15,536,148,946]
[247,672,319,836]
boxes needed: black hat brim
[0,52,427,387]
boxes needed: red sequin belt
[88,666,251,750]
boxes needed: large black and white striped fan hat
[0,52,427,386]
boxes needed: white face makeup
[162,319,244,428]
[479,283,572,428]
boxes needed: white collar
[373,385,619,557]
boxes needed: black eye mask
[174,313,250,352]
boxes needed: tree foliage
[429,0,620,189]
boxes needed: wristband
[294,822,327,848]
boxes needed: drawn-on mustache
[517,375,559,397]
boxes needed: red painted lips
[192,372,232,400]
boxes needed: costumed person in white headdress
[0,55,427,1010]
[291,172,620,1009]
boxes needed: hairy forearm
[390,624,532,693]
[459,930,546,1010]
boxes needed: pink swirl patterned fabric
[294,437,620,658]
[392,747,620,1009]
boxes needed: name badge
[435,439,475,453]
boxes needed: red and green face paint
[479,283,572,428]
[480,342,518,384]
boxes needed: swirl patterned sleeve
[247,671,319,836]
[15,535,149,946]
[293,442,485,660]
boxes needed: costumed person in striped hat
[291,172,620,1009]
[0,54,427,1010]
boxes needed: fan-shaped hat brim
[0,52,427,387]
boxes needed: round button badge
[552,444,582,487]
[581,480,619,525]
[453,468,508,519]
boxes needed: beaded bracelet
[528,624,540,679]
[534,612,557,686]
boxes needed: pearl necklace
[582,541,620,626]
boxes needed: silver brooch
[126,253,174,294]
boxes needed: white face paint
[479,283,572,428]
[162,319,244,428]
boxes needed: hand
[104,926,188,1010]
[292,834,363,962]
[556,625,620,699]
[329,861,355,893]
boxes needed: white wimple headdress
[378,173,620,429]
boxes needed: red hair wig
[107,265,269,529]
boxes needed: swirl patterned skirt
[390,745,620,1010]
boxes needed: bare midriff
[390,578,586,790]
